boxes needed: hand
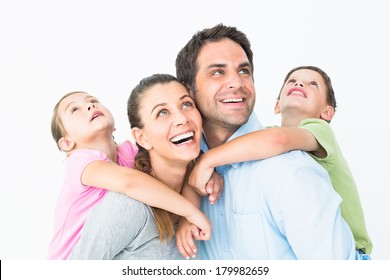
[188,155,224,204]
[206,171,224,204]
[185,209,211,241]
[176,217,200,259]
[188,155,215,196]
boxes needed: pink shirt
[48,141,138,259]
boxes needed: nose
[226,72,243,89]
[87,103,96,111]
[173,110,189,127]
[294,81,304,87]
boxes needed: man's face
[193,38,255,133]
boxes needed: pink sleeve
[116,140,138,168]
[65,149,109,194]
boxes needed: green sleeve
[298,118,338,163]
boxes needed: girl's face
[275,69,333,121]
[57,92,115,150]
[132,81,202,165]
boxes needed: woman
[69,74,214,259]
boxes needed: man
[175,23,356,259]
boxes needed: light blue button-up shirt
[200,113,356,260]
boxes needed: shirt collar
[201,113,263,168]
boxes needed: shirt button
[219,211,223,216]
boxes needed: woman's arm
[81,161,211,239]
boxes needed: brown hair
[128,74,183,241]
[279,65,337,114]
[176,23,254,94]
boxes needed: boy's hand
[205,171,224,204]
[188,155,224,204]
[188,156,214,196]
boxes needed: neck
[76,135,118,163]
[280,111,307,128]
[202,121,239,148]
[150,158,188,193]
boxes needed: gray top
[69,191,182,260]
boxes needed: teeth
[222,98,243,103]
[170,132,194,143]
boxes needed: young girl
[48,89,211,260]
[181,65,371,259]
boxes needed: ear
[320,105,335,122]
[131,127,152,150]
[274,100,281,115]
[58,136,75,152]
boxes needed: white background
[0,0,388,260]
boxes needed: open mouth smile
[170,131,195,145]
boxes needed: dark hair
[175,23,254,94]
[127,73,183,241]
[279,66,337,111]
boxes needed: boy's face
[275,69,333,122]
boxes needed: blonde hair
[51,91,88,151]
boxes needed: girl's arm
[189,127,325,190]
[176,167,223,259]
[81,161,211,239]
[176,182,202,259]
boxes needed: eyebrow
[208,62,251,69]
[63,95,95,112]
[150,94,191,114]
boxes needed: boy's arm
[189,127,325,191]
[81,161,211,239]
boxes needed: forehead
[141,81,189,107]
[289,69,324,83]
[197,38,249,67]
[58,92,90,111]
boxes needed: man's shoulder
[250,150,325,173]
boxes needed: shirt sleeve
[116,141,138,168]
[298,118,338,163]
[66,149,109,193]
[68,191,148,259]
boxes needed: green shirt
[299,118,372,254]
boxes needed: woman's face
[133,81,202,165]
